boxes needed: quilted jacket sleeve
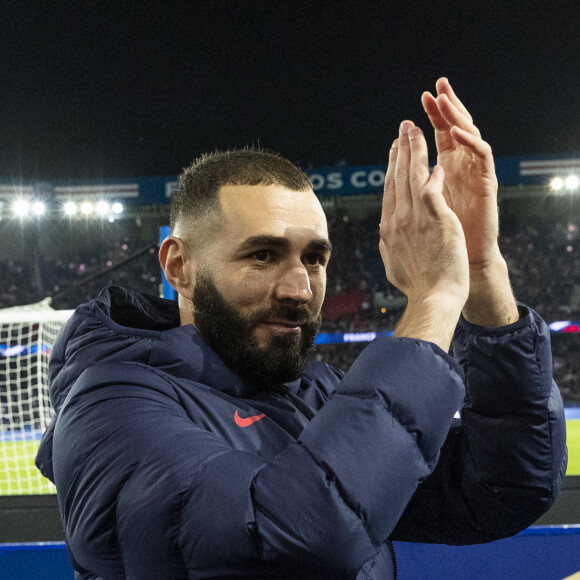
[391,305,568,544]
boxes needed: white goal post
[0,299,74,495]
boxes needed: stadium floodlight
[95,201,110,216]
[112,202,123,214]
[12,199,30,218]
[63,201,77,216]
[565,175,580,191]
[32,201,46,216]
[80,201,94,216]
[551,177,564,191]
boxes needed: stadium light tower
[12,199,30,218]
[63,201,77,216]
[551,177,564,191]
[80,201,94,216]
[95,201,110,216]
[565,175,580,191]
[32,201,46,216]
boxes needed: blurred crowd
[0,210,579,403]
[323,210,580,330]
[0,239,161,310]
[315,338,580,404]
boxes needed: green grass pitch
[0,440,56,495]
[1,420,579,496]
[566,419,580,476]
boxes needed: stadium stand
[1,154,580,406]
[0,209,579,402]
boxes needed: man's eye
[253,250,270,262]
[304,253,324,266]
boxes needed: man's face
[190,184,331,386]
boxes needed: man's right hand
[379,121,469,350]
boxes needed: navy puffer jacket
[36,286,567,579]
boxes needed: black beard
[192,273,321,389]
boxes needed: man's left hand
[421,78,519,326]
[421,77,501,268]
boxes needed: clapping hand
[421,78,501,269]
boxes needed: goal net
[0,300,73,495]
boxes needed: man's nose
[274,264,313,305]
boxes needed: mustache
[250,306,320,327]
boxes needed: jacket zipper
[273,384,315,421]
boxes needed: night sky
[2,0,580,180]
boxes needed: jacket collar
[95,286,302,397]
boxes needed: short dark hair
[170,148,313,234]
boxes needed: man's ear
[159,236,196,301]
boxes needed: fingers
[408,126,430,206]
[422,90,479,137]
[394,121,432,214]
[382,120,432,234]
[435,78,472,122]
[421,91,456,154]
[435,93,481,137]
[421,91,449,132]
[450,126,495,175]
[421,79,495,163]
[423,78,475,133]
[420,165,448,219]
[394,121,415,214]
[381,139,399,224]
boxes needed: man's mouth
[261,320,302,334]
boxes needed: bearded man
[37,79,566,580]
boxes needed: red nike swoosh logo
[234,410,266,428]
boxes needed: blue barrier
[0,542,73,579]
[393,525,580,579]
[2,526,580,579]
